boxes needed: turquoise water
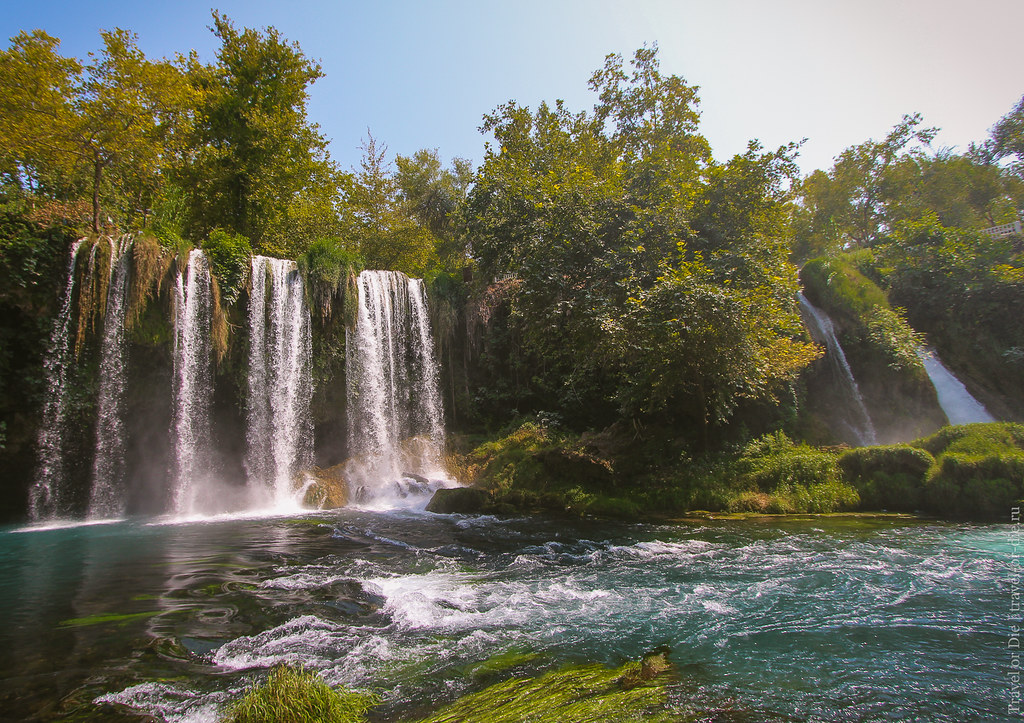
[0,511,1012,721]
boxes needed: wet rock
[426,487,488,514]
[303,463,348,509]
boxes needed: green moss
[412,655,679,723]
[223,665,378,723]
[801,256,890,323]
[459,649,541,681]
[59,610,162,628]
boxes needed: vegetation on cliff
[0,14,1022,520]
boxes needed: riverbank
[432,420,1024,521]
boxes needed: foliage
[838,445,934,511]
[223,665,378,723]
[201,229,251,305]
[466,45,815,440]
[347,134,443,275]
[297,237,362,320]
[413,655,678,723]
[0,29,194,233]
[862,306,925,373]
[178,13,339,253]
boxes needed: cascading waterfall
[87,237,133,519]
[246,256,313,508]
[798,292,878,446]
[346,270,449,502]
[170,249,214,515]
[28,239,85,520]
[917,348,996,425]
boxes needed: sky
[3,0,1023,178]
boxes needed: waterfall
[346,270,449,502]
[917,348,996,425]
[245,256,313,508]
[798,292,878,446]
[170,250,214,515]
[87,237,133,519]
[29,239,85,519]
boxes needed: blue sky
[3,0,1023,177]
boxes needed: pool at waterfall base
[0,510,1012,721]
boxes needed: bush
[202,229,252,305]
[732,432,859,513]
[838,445,933,511]
[224,665,378,723]
[297,238,362,320]
[863,306,925,374]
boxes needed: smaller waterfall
[87,237,133,519]
[29,239,85,519]
[346,270,450,504]
[917,348,996,425]
[798,293,878,446]
[170,250,214,515]
[246,256,313,509]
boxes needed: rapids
[0,512,1012,721]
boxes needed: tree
[794,114,936,253]
[178,12,338,252]
[347,133,438,275]
[0,29,193,232]
[394,148,473,266]
[465,45,814,435]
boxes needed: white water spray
[88,237,133,519]
[917,348,996,425]
[798,292,878,446]
[246,256,313,508]
[170,250,214,515]
[346,270,450,504]
[29,240,85,519]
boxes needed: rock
[303,463,349,509]
[425,487,488,514]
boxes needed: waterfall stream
[87,237,133,519]
[917,348,996,425]
[246,256,313,509]
[345,270,449,503]
[798,292,878,446]
[29,240,85,519]
[170,250,214,516]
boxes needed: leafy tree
[178,12,338,253]
[0,29,194,232]
[465,46,815,438]
[394,148,473,266]
[793,114,936,254]
[347,133,439,275]
[988,94,1024,175]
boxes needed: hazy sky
[3,0,1022,177]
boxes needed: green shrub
[202,229,252,305]
[801,256,890,323]
[838,445,933,511]
[914,422,1024,457]
[863,306,926,374]
[297,238,362,320]
[223,665,377,723]
[738,432,842,490]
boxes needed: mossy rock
[426,487,488,514]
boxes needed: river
[0,510,1011,721]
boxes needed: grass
[223,665,378,723]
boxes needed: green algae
[59,610,163,628]
[411,654,681,723]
